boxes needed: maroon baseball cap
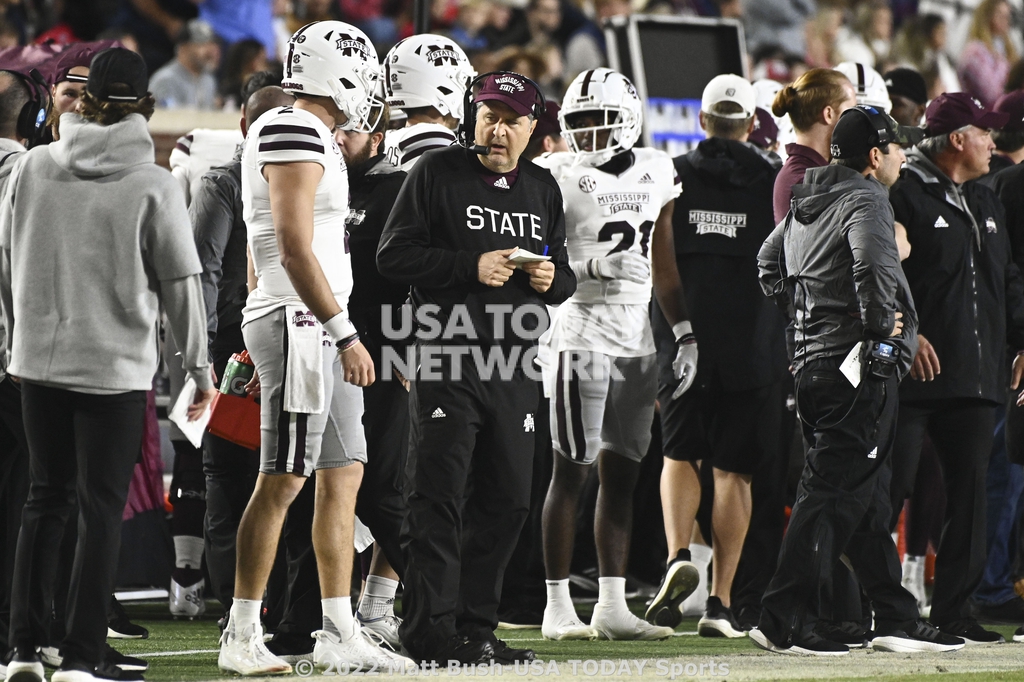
[50,44,98,86]
[995,90,1024,132]
[748,107,779,149]
[473,72,538,117]
[925,92,1009,136]
[531,101,560,141]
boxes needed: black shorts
[658,380,786,475]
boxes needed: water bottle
[220,351,255,397]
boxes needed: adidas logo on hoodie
[933,215,949,228]
[493,176,510,190]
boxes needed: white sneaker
[218,626,292,676]
[357,613,401,651]
[590,603,674,640]
[541,606,599,641]
[6,658,44,682]
[312,627,416,674]
[39,647,61,668]
[50,668,93,682]
[169,577,206,619]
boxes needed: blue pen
[543,245,549,256]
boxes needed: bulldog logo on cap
[830,143,841,157]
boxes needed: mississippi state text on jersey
[241,105,354,325]
[383,122,456,171]
[535,148,681,356]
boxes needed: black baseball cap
[883,68,928,107]
[830,105,925,159]
[87,47,148,102]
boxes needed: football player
[382,34,475,170]
[534,68,696,641]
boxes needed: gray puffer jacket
[758,164,918,377]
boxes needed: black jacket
[376,146,576,350]
[657,137,788,392]
[979,159,1024,269]
[190,147,247,345]
[346,154,409,372]
[890,150,1024,403]
[759,164,919,377]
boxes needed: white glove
[671,321,698,399]
[589,251,651,284]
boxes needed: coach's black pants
[355,373,409,576]
[10,382,146,667]
[888,399,995,626]
[203,322,260,608]
[759,359,917,644]
[399,356,537,655]
[0,377,27,656]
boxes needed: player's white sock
[357,576,398,621]
[173,536,204,571]
[228,598,262,639]
[323,597,354,640]
[596,577,630,616]
[681,543,712,616]
[545,579,575,613]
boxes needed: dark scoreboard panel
[605,15,747,153]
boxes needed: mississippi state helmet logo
[336,33,370,60]
[418,43,461,67]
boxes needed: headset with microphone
[0,68,52,149]
[456,70,546,156]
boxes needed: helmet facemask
[561,107,631,166]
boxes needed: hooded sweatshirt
[0,137,25,380]
[759,163,918,378]
[0,113,212,393]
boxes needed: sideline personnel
[377,71,576,665]
[752,106,963,656]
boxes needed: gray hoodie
[0,137,25,380]
[0,113,212,393]
[758,164,918,378]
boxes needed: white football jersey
[168,128,243,206]
[535,148,681,356]
[241,106,353,325]
[383,122,456,171]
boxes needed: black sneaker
[749,628,849,656]
[645,549,699,629]
[734,604,761,632]
[53,658,144,682]
[107,598,149,640]
[6,648,44,682]
[973,597,1024,625]
[104,646,148,672]
[410,636,494,666]
[697,597,746,638]
[815,620,871,649]
[496,607,544,630]
[939,618,1006,644]
[489,639,535,665]
[872,619,965,652]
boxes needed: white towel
[284,305,326,414]
[354,516,375,553]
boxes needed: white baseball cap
[701,74,756,119]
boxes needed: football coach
[752,106,964,656]
[377,72,575,666]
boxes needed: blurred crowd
[0,0,1019,112]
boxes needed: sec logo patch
[579,176,596,193]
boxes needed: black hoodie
[654,137,788,392]
[759,164,919,378]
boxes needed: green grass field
[108,601,1024,682]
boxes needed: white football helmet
[559,68,643,166]
[834,62,892,113]
[383,34,476,120]
[282,21,381,132]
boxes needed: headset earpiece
[1,68,52,148]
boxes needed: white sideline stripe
[135,649,220,657]
[115,589,169,601]
[507,632,699,641]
